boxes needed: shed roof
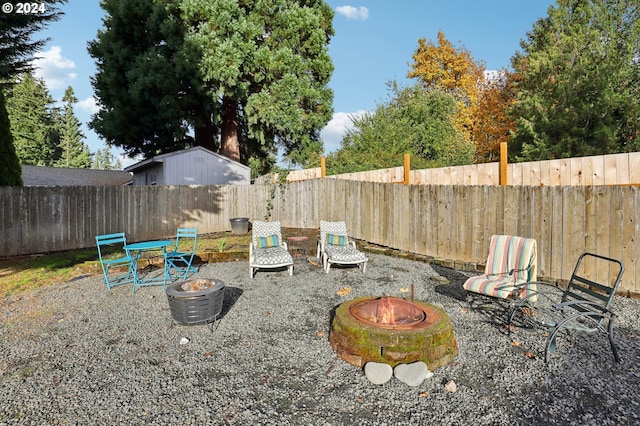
[21,165,132,187]
[124,146,250,172]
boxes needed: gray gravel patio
[1,253,639,425]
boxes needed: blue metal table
[125,240,173,293]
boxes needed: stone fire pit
[329,296,458,370]
[165,278,225,326]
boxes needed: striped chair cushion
[463,235,537,300]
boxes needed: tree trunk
[194,120,216,152]
[220,95,240,162]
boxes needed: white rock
[444,379,457,393]
[393,361,433,387]
[363,362,393,385]
[179,337,189,345]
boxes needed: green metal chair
[166,228,199,281]
[95,233,135,290]
[508,252,625,362]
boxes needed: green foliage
[89,0,213,158]
[326,83,475,174]
[55,86,91,168]
[264,167,289,220]
[509,0,640,161]
[175,0,333,164]
[92,147,121,170]
[5,72,57,165]
[90,0,333,168]
[0,0,66,81]
[0,90,22,186]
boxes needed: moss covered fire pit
[329,296,458,370]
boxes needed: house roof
[21,165,133,187]
[123,146,250,172]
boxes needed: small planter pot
[229,217,249,234]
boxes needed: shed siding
[128,147,250,186]
[162,149,249,185]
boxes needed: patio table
[125,240,173,292]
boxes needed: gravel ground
[1,253,639,425]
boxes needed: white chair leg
[288,265,293,276]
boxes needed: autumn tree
[471,70,517,163]
[407,30,485,137]
[509,0,640,161]
[326,83,474,174]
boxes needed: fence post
[499,142,508,185]
[320,156,326,177]
[404,153,411,184]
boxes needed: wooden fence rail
[286,152,640,186]
[1,182,637,295]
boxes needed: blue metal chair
[166,228,199,281]
[95,233,135,290]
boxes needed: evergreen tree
[0,0,66,80]
[89,0,334,168]
[92,147,121,170]
[0,0,65,185]
[509,0,640,160]
[5,72,57,165]
[88,0,212,159]
[0,90,22,185]
[55,86,91,168]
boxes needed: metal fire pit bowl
[166,278,225,326]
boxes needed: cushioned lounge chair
[317,220,367,274]
[249,221,294,278]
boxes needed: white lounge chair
[249,221,294,278]
[317,220,367,274]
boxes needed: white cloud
[77,97,100,114]
[335,5,369,20]
[32,46,76,90]
[320,110,367,154]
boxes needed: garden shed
[124,146,250,186]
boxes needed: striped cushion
[463,235,538,300]
[257,234,279,248]
[327,233,347,246]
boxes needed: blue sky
[34,0,555,169]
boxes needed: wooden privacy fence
[286,152,640,186]
[0,181,638,295]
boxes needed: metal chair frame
[508,252,625,363]
[166,228,199,281]
[96,232,135,290]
